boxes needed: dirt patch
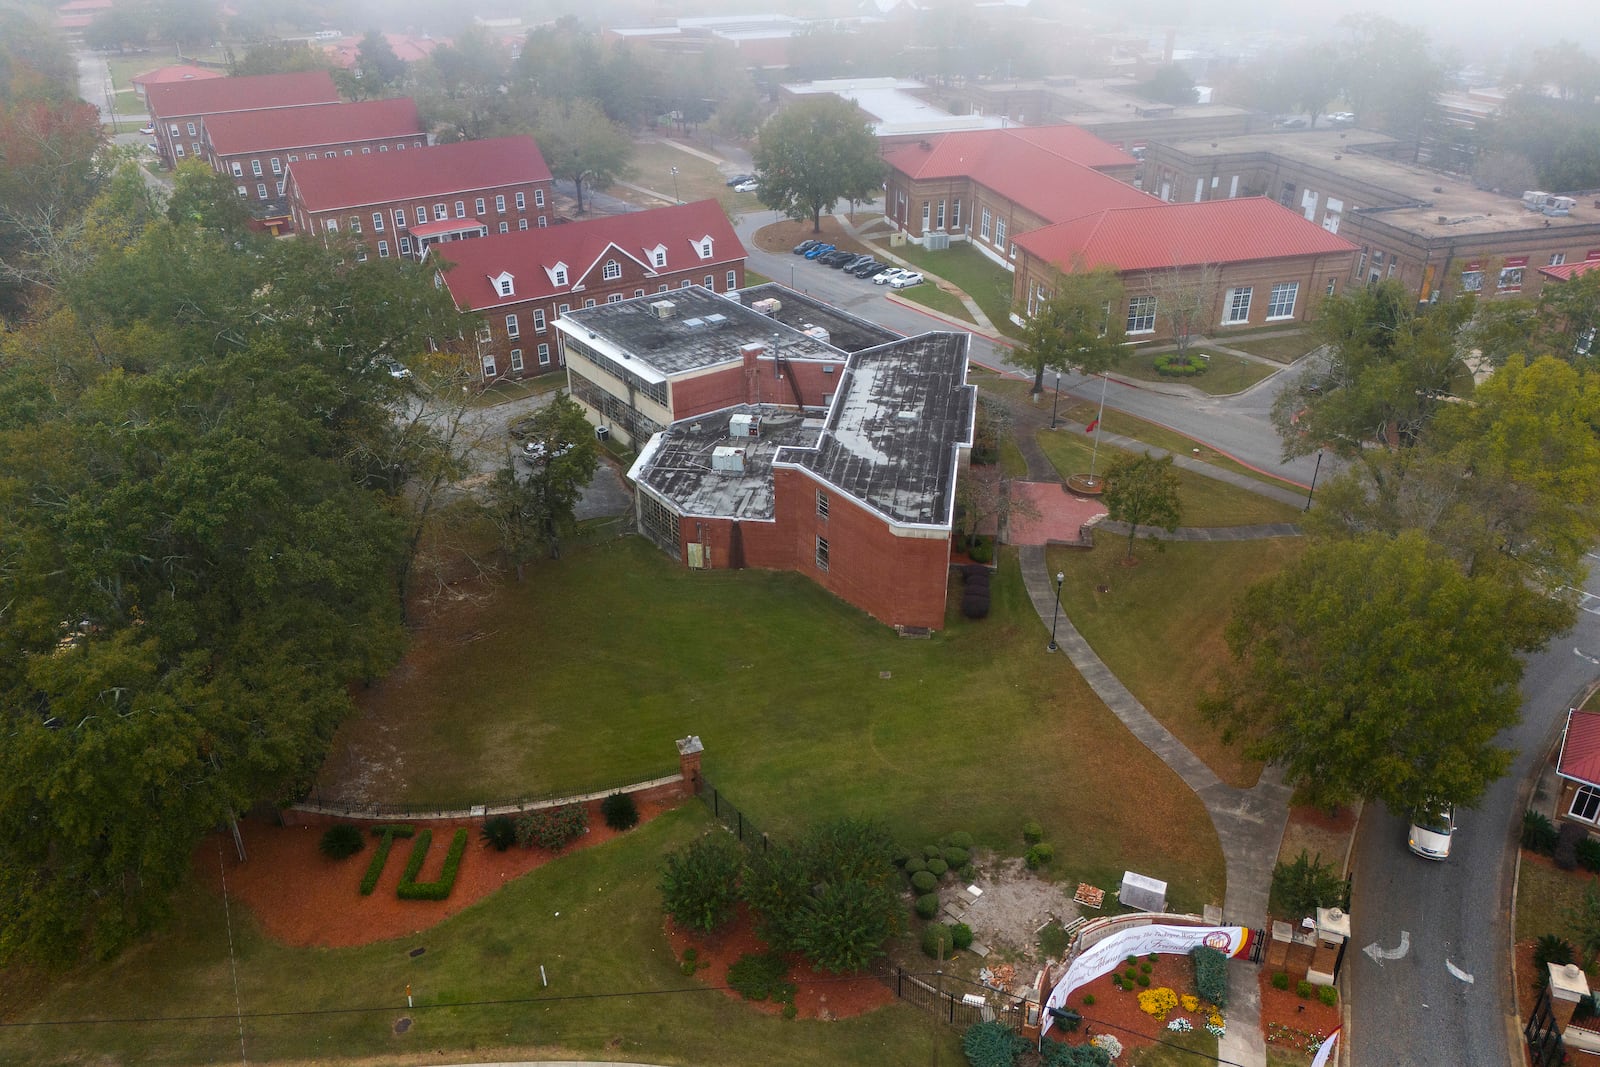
[752,217,877,258]
[1258,971,1340,1059]
[198,785,686,948]
[665,905,895,1021]
[1277,803,1358,875]
[947,856,1083,962]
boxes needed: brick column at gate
[676,735,704,795]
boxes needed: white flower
[1167,1018,1193,1032]
[1091,1033,1124,1059]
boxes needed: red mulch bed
[1258,971,1340,1059]
[1058,952,1210,1053]
[664,904,895,1021]
[195,784,686,948]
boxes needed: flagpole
[1087,372,1109,484]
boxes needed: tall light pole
[1305,449,1324,511]
[670,166,680,204]
[1050,370,1062,429]
[1047,571,1064,652]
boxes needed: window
[1552,253,1567,266]
[1461,270,1483,292]
[482,354,497,378]
[608,293,623,303]
[230,161,243,177]
[980,208,992,240]
[356,248,368,262]
[510,348,523,373]
[505,314,519,339]
[475,197,486,215]
[603,259,622,280]
[497,277,513,297]
[495,195,506,212]
[552,265,568,286]
[935,199,946,229]
[816,490,829,519]
[952,198,961,230]
[658,284,669,293]
[288,154,298,162]
[1267,282,1298,320]
[533,308,546,332]
[270,157,281,175]
[518,218,528,230]
[537,343,550,366]
[1499,267,1524,290]
[1224,286,1252,324]
[652,248,667,268]
[349,217,361,234]
[236,185,247,198]
[995,216,1007,247]
[585,298,597,307]
[699,238,713,258]
[726,269,737,291]
[343,149,353,156]
[169,124,179,136]
[256,183,267,199]
[186,121,196,136]
[704,275,714,288]
[498,222,509,234]
[1127,295,1157,334]
[558,303,570,315]
[361,146,370,155]
[534,188,545,207]
[1356,248,1368,276]
[389,209,403,231]
[476,323,493,344]
[815,536,829,571]
[635,288,644,297]
[1573,786,1600,823]
[326,218,339,233]
[1027,281,1049,317]
[537,216,547,228]
[377,240,390,258]
[922,200,930,230]
[1326,278,1337,297]
[399,236,412,255]
[679,280,691,289]
[434,204,447,221]
[306,152,317,160]
[276,180,285,195]
[174,143,186,158]
[515,191,525,210]
[416,207,427,226]
[251,159,262,176]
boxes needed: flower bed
[1059,951,1226,1054]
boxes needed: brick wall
[289,177,556,248]
[218,134,430,203]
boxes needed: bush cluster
[1295,979,1315,999]
[480,815,517,852]
[319,824,365,860]
[359,824,415,896]
[1578,836,1600,873]
[1524,810,1559,854]
[904,855,928,875]
[396,828,469,901]
[659,833,743,933]
[1318,985,1338,1007]
[962,565,992,618]
[600,791,639,831]
[1153,352,1208,377]
[915,892,942,919]
[1556,820,1590,871]
[911,870,939,893]
[1270,849,1347,920]
[1191,946,1229,1007]
[922,923,956,958]
[961,1021,1029,1067]
[947,831,974,850]
[1022,821,1044,844]
[1024,843,1053,869]
[516,804,588,851]
[927,857,949,877]
[944,846,970,867]
[1535,934,1575,987]
[1270,971,1290,991]
[727,951,794,1002]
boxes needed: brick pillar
[675,735,704,795]
[740,343,764,404]
[1550,962,1590,1032]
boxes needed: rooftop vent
[705,313,728,325]
[896,410,917,421]
[650,299,676,319]
[801,324,831,343]
[682,317,706,329]
[752,297,782,316]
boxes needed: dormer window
[696,236,714,259]
[648,244,667,269]
[490,271,514,297]
[547,261,569,287]
[602,259,621,281]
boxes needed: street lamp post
[1047,571,1064,652]
[1305,450,1324,511]
[1050,371,1062,429]
[670,166,680,204]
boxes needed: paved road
[1348,567,1600,1067]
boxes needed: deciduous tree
[752,96,883,233]
[1146,264,1220,358]
[535,98,632,214]
[1012,265,1127,395]
[1102,452,1181,561]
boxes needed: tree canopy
[535,98,632,214]
[752,96,884,233]
[1012,266,1127,394]
[1102,453,1182,561]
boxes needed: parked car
[138,124,155,135]
[872,266,906,284]
[1407,802,1454,860]
[522,439,574,465]
[373,356,412,380]
[1327,112,1356,125]
[733,180,759,193]
[836,253,873,271]
[888,271,924,289]
[819,250,856,267]
[804,243,836,260]
[793,239,821,255]
[849,259,883,277]
[725,173,754,187]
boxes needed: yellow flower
[1138,987,1180,1019]
[1181,994,1199,1012]
[1210,1011,1226,1028]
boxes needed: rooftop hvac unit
[801,324,831,343]
[594,425,610,441]
[1545,196,1575,217]
[650,299,677,319]
[925,231,951,251]
[1522,190,1551,211]
[752,297,782,316]
[711,445,746,473]
[682,317,706,329]
[728,413,760,439]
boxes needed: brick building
[1012,198,1357,341]
[623,324,975,631]
[206,98,426,210]
[550,284,893,449]
[286,136,553,256]
[436,199,746,382]
[1139,129,1600,304]
[882,126,1146,263]
[146,71,339,169]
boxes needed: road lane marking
[1446,959,1474,984]
[1363,930,1410,965]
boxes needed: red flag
[1084,418,1099,434]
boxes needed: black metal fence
[881,967,1034,1032]
[295,767,680,821]
[695,775,770,853]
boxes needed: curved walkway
[1002,391,1296,1067]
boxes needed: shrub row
[516,803,588,851]
[359,824,415,896]
[1153,353,1208,377]
[397,828,470,901]
[1191,945,1228,1007]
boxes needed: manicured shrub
[1124,968,1137,982]
[1535,934,1575,985]
[912,870,939,893]
[892,847,912,867]
[660,833,743,933]
[1139,962,1151,975]
[516,803,588,851]
[480,815,517,852]
[961,1020,1028,1067]
[904,856,928,875]
[782,1002,797,1020]
[682,947,698,963]
[1270,849,1347,920]
[1154,352,1209,377]
[1318,985,1338,1007]
[1578,836,1600,873]
[915,892,942,919]
[925,844,944,859]
[1270,971,1290,991]
[927,857,949,877]
[1191,946,1229,1007]
[1083,994,1096,1006]
[1147,953,1158,963]
[1524,810,1559,854]
[967,541,994,565]
[681,960,696,974]
[359,824,415,896]
[727,951,792,1001]
[1025,843,1053,869]
[1136,973,1151,987]
[947,831,975,850]
[944,846,970,867]
[1296,979,1315,999]
[600,791,640,831]
[1125,955,1139,966]
[1557,821,1589,871]
[922,923,956,959]
[319,824,365,860]
[1111,974,1123,989]
[1022,821,1044,844]
[397,829,469,901]
[951,923,974,951]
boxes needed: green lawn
[322,538,1225,911]
[1035,430,1303,528]
[1127,1027,1221,1065]
[1221,332,1323,365]
[1115,349,1277,396]
[872,240,1021,337]
[620,139,752,214]
[1516,853,1599,942]
[0,805,962,1066]
[894,281,976,323]
[1047,539,1307,789]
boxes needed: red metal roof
[1013,198,1357,273]
[132,64,225,89]
[146,71,339,121]
[410,218,488,238]
[438,200,744,311]
[1539,260,1600,283]
[319,33,444,69]
[286,136,551,212]
[1559,710,1600,786]
[883,126,1150,224]
[205,97,422,156]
